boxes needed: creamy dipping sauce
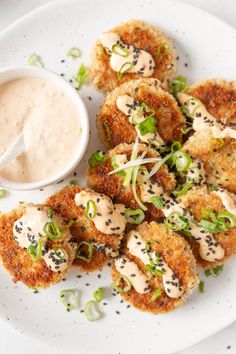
[127,231,183,298]
[100,32,155,77]
[139,179,225,262]
[0,77,82,182]
[13,206,69,273]
[178,93,236,140]
[114,256,150,294]
[213,188,236,216]
[75,190,127,235]
[116,94,164,147]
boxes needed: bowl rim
[0,65,90,191]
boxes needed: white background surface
[0,0,235,353]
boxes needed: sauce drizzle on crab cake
[46,185,127,272]
[111,222,198,314]
[90,20,177,92]
[0,204,76,288]
[97,78,186,149]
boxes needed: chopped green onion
[93,287,104,303]
[198,280,205,293]
[171,141,182,153]
[111,275,131,293]
[217,211,236,228]
[150,196,164,209]
[103,122,111,142]
[84,300,103,321]
[174,151,192,172]
[169,76,188,97]
[0,189,7,198]
[60,289,79,311]
[138,116,157,136]
[117,62,133,79]
[132,103,155,125]
[66,47,81,59]
[111,155,127,176]
[43,221,62,240]
[27,53,44,67]
[198,219,226,233]
[74,64,90,89]
[210,184,218,191]
[157,43,168,56]
[67,218,77,228]
[181,126,194,135]
[47,208,54,219]
[132,162,148,211]
[27,237,46,263]
[109,156,161,175]
[124,208,145,224]
[205,265,224,277]
[89,151,106,168]
[165,211,189,232]
[145,243,164,276]
[180,97,202,118]
[69,180,78,186]
[123,137,139,187]
[172,183,193,198]
[112,44,129,57]
[76,241,93,262]
[151,287,163,302]
[53,247,67,260]
[85,200,97,219]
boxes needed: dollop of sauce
[75,190,127,235]
[100,32,155,77]
[116,95,164,146]
[13,206,69,272]
[0,77,82,183]
[213,188,236,216]
[114,256,150,294]
[139,179,225,262]
[127,231,183,298]
[178,93,236,140]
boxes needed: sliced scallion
[27,237,46,263]
[112,44,129,57]
[217,211,236,228]
[66,47,81,59]
[138,116,157,136]
[169,76,188,97]
[198,280,205,293]
[88,151,106,168]
[123,137,139,187]
[151,287,163,302]
[150,196,164,209]
[124,208,145,224]
[74,64,90,89]
[132,157,148,211]
[84,300,103,321]
[0,189,7,198]
[47,208,54,219]
[27,53,44,67]
[60,289,79,311]
[69,180,78,186]
[76,241,93,263]
[174,151,192,172]
[117,62,133,79]
[103,122,111,142]
[93,287,104,303]
[157,43,168,56]
[165,211,189,232]
[85,200,97,219]
[43,221,62,240]
[172,183,193,198]
[111,275,131,293]
[205,265,224,277]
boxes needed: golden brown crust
[179,186,236,269]
[46,185,121,272]
[0,205,75,288]
[111,222,198,314]
[97,78,185,149]
[90,20,177,92]
[183,79,236,193]
[188,79,236,126]
[87,143,176,220]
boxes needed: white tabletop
[0,0,235,353]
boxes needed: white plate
[0,1,236,353]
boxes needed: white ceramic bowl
[0,65,89,191]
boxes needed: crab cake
[87,143,176,220]
[111,222,198,314]
[179,186,236,269]
[178,89,236,193]
[46,185,127,272]
[97,78,186,149]
[90,20,177,92]
[0,204,76,288]
[188,79,236,126]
